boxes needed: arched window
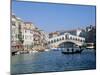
[62,37,64,40]
[65,35,68,39]
[54,39,56,43]
[57,39,59,41]
[51,40,53,43]
[60,38,61,40]
[48,41,50,44]
[70,37,72,40]
[80,39,82,42]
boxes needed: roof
[24,22,33,24]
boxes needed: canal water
[11,49,96,74]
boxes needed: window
[62,37,64,40]
[57,39,59,41]
[80,39,82,42]
[60,38,61,40]
[18,23,21,30]
[48,41,50,44]
[65,35,68,39]
[12,21,15,26]
[51,40,53,43]
[54,39,56,43]
[70,37,72,40]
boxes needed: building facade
[49,32,60,38]
[23,22,34,51]
[32,29,48,51]
[11,14,49,52]
[11,14,24,52]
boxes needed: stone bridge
[48,33,85,48]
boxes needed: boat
[15,51,20,55]
[45,49,50,51]
[61,48,83,54]
[29,50,38,53]
[37,49,45,52]
[51,48,59,51]
[20,51,29,54]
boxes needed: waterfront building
[32,28,48,51]
[11,15,17,51]
[32,27,41,50]
[85,25,95,32]
[23,22,34,51]
[40,31,49,49]
[11,14,49,52]
[85,25,96,44]
[11,14,24,52]
[79,25,96,43]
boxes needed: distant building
[56,29,83,36]
[49,32,60,38]
[85,25,96,43]
[85,25,95,32]
[65,29,83,36]
[79,25,96,44]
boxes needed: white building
[23,22,34,51]
[11,14,24,51]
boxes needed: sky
[12,1,96,33]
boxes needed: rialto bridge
[48,33,85,48]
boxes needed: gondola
[61,48,83,54]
